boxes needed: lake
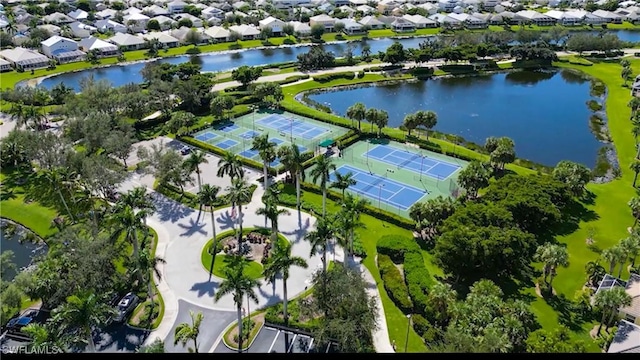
[305,70,602,168]
[1,225,47,282]
[36,29,639,91]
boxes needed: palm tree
[109,205,147,262]
[226,178,252,245]
[8,102,27,129]
[585,260,606,287]
[330,171,357,198]
[427,282,457,325]
[337,193,368,263]
[251,134,277,192]
[197,184,221,277]
[365,108,379,133]
[621,234,640,267]
[534,243,569,289]
[601,246,626,275]
[262,241,308,323]
[22,323,68,352]
[52,291,115,353]
[117,186,155,226]
[25,105,47,130]
[631,160,640,188]
[256,194,290,242]
[305,215,336,274]
[629,97,640,117]
[629,196,640,227]
[278,144,306,218]
[346,102,366,131]
[217,152,245,180]
[37,167,76,222]
[594,287,632,335]
[130,238,166,323]
[310,156,336,217]
[174,311,203,353]
[215,256,261,353]
[183,151,208,192]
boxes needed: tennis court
[330,165,428,211]
[364,144,461,181]
[255,114,330,141]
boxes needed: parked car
[113,292,139,323]
[5,309,50,336]
[180,146,192,155]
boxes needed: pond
[1,222,48,282]
[305,70,602,168]
[36,29,637,91]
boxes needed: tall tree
[278,144,306,219]
[174,311,203,353]
[426,281,457,327]
[601,245,626,275]
[255,193,290,242]
[629,196,640,227]
[375,109,389,137]
[364,108,379,133]
[330,171,357,198]
[183,151,208,192]
[130,237,166,321]
[262,241,308,323]
[217,152,245,180]
[310,156,336,217]
[534,243,569,290]
[109,205,147,263]
[116,186,155,227]
[305,215,336,274]
[214,256,261,353]
[226,178,253,245]
[594,287,632,335]
[620,234,640,267]
[337,193,367,262]
[630,159,640,188]
[415,110,438,140]
[37,167,77,222]
[457,161,491,198]
[585,260,606,287]
[51,291,115,353]
[251,134,277,193]
[197,184,221,276]
[552,160,591,197]
[346,102,366,131]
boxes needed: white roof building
[203,26,231,40]
[79,36,118,54]
[140,32,180,46]
[259,16,287,33]
[229,24,261,37]
[0,47,50,70]
[108,32,146,47]
[142,5,169,16]
[95,9,117,20]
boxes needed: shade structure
[319,139,335,147]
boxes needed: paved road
[163,299,235,353]
[94,324,150,353]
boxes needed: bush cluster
[312,71,356,82]
[378,254,413,312]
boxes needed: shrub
[228,43,242,50]
[313,71,356,82]
[376,235,420,263]
[283,38,296,45]
[410,67,434,79]
[411,314,440,344]
[378,254,413,312]
[185,47,201,55]
[587,100,602,112]
[233,318,255,344]
[403,251,433,314]
[276,74,310,86]
[438,64,476,74]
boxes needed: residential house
[140,32,180,47]
[337,18,365,34]
[202,6,225,19]
[481,0,500,11]
[95,3,108,11]
[377,15,397,26]
[391,7,406,17]
[615,8,640,23]
[37,24,62,36]
[272,0,311,9]
[462,0,480,12]
[142,5,170,16]
[233,1,250,10]
[289,21,312,36]
[0,58,11,72]
[259,16,286,36]
[356,5,376,14]
[41,35,85,63]
[429,13,463,28]
[545,10,582,26]
[349,0,369,5]
[0,47,50,70]
[402,14,438,28]
[43,12,74,25]
[359,15,385,29]
[317,2,335,13]
[310,14,336,31]
[95,9,117,20]
[487,13,506,25]
[608,320,640,353]
[438,0,460,12]
[173,13,203,27]
[124,12,150,32]
[417,3,439,15]
[592,9,624,23]
[515,10,557,26]
[150,15,176,30]
[68,9,89,22]
[167,0,187,14]
[204,26,230,42]
[229,24,261,40]
[449,12,488,28]
[565,10,607,25]
[336,5,356,17]
[94,19,128,33]
[123,7,143,15]
[332,0,351,6]
[108,32,146,50]
[391,17,417,32]
[377,0,401,15]
[595,273,640,325]
[79,36,119,57]
[68,22,97,38]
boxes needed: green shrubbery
[410,67,434,79]
[276,74,310,85]
[378,254,413,312]
[376,235,420,263]
[410,314,439,344]
[313,72,356,82]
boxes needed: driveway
[163,299,235,353]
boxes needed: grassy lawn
[0,169,59,238]
[201,254,264,280]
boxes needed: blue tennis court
[217,139,238,149]
[364,145,461,180]
[330,165,427,211]
[272,138,284,145]
[240,130,260,139]
[255,114,330,140]
[217,123,240,133]
[194,131,217,142]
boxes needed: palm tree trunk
[322,187,327,217]
[295,173,302,215]
[132,230,140,262]
[358,120,361,131]
[271,218,278,243]
[238,205,244,244]
[86,327,96,353]
[237,305,243,353]
[193,336,199,353]
[283,275,289,324]
[322,242,328,273]
[609,261,615,274]
[634,172,638,188]
[196,170,202,192]
[58,189,75,222]
[263,162,268,193]
[618,261,625,279]
[597,310,606,335]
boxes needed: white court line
[344,167,423,210]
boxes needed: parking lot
[214,325,338,353]
[123,136,261,194]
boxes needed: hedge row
[403,251,433,315]
[313,71,356,83]
[264,308,318,333]
[298,181,414,230]
[158,182,258,207]
[282,100,355,131]
[179,135,276,175]
[376,235,420,263]
[378,254,413,313]
[276,74,310,85]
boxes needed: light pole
[419,154,424,181]
[404,314,412,353]
[290,117,294,142]
[366,141,370,164]
[378,183,385,208]
[252,106,256,132]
